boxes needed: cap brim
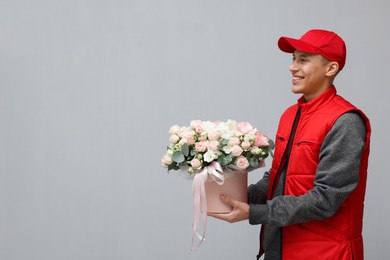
[278,36,319,54]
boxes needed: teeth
[293,76,303,80]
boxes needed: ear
[326,62,339,77]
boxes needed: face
[289,50,333,101]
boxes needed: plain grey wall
[0,0,389,259]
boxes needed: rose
[191,158,202,170]
[198,135,207,141]
[237,122,253,134]
[169,134,180,144]
[180,128,196,139]
[190,120,202,128]
[161,154,172,167]
[231,145,243,156]
[195,141,208,152]
[254,131,269,147]
[208,140,219,151]
[179,138,187,146]
[190,120,203,133]
[187,137,195,145]
[250,147,261,155]
[241,140,251,150]
[235,156,249,169]
[222,145,232,154]
[169,125,181,135]
[203,150,217,163]
[208,130,220,141]
[229,136,241,146]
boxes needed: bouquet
[161,119,273,251]
[161,119,273,175]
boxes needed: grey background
[0,0,388,259]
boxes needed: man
[209,29,371,260]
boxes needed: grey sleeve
[247,171,270,225]
[249,112,366,226]
[248,170,270,204]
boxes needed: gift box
[204,170,248,213]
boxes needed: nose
[289,61,298,72]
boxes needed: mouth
[292,75,304,84]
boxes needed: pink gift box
[204,171,248,213]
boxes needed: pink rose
[191,158,202,169]
[180,128,196,139]
[237,122,253,134]
[187,137,195,145]
[190,120,203,133]
[254,132,269,147]
[198,135,206,141]
[208,140,219,151]
[231,145,243,156]
[195,141,208,152]
[235,156,249,169]
[208,130,220,141]
[229,136,240,146]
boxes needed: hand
[207,194,249,223]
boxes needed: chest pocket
[290,138,323,175]
[273,134,287,163]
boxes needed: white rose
[203,150,217,163]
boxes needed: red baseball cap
[278,29,346,70]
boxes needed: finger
[220,194,237,207]
[207,212,230,221]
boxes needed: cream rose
[190,158,202,170]
[235,156,249,169]
[169,134,180,144]
[208,140,219,151]
[229,136,241,146]
[203,150,217,163]
[231,145,243,156]
[241,141,251,150]
[161,154,172,167]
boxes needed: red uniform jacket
[266,87,371,260]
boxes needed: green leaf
[218,153,233,166]
[181,143,189,156]
[167,163,180,171]
[220,138,229,148]
[249,157,259,168]
[172,151,185,163]
[268,139,275,150]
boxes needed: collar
[297,86,337,114]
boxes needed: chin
[291,86,303,95]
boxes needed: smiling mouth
[293,76,304,80]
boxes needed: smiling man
[209,29,372,260]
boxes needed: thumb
[220,194,235,206]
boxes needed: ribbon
[191,161,224,251]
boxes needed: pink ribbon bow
[191,161,224,251]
